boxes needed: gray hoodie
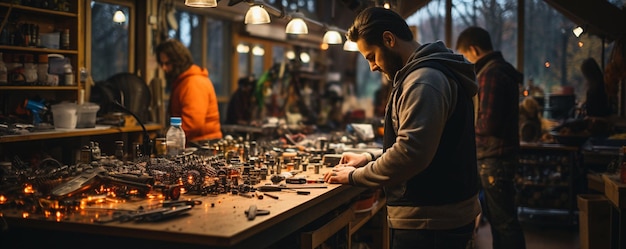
[351,41,481,229]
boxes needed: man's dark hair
[154,39,194,78]
[346,7,413,46]
[456,26,494,51]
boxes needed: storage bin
[51,102,77,129]
[76,103,100,128]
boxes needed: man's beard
[381,46,404,81]
[165,71,177,84]
[165,67,185,84]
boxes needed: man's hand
[324,165,356,184]
[339,152,370,168]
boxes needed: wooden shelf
[0,45,78,54]
[0,2,78,17]
[0,124,162,143]
[0,86,80,90]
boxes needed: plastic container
[40,32,60,49]
[51,102,77,129]
[76,103,100,128]
[37,54,48,85]
[166,117,185,157]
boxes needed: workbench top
[1,170,369,248]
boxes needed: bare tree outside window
[406,0,610,103]
[90,1,130,82]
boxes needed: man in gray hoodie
[324,7,481,249]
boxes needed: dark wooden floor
[474,212,581,249]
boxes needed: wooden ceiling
[339,0,433,18]
[544,0,626,41]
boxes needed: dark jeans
[478,157,526,249]
[390,221,475,249]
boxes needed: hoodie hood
[394,41,477,97]
[172,65,209,90]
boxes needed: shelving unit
[516,143,583,224]
[0,124,161,143]
[0,0,83,110]
[0,124,161,165]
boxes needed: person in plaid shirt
[456,26,526,249]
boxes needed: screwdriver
[257,185,312,195]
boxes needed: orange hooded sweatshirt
[169,65,222,141]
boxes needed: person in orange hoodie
[155,39,222,143]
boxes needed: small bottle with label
[61,28,70,50]
[115,140,125,161]
[37,54,48,85]
[64,63,74,86]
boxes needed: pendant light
[322,1,341,44]
[185,0,218,7]
[245,5,271,24]
[323,29,342,44]
[343,40,359,51]
[113,9,126,23]
[286,12,308,34]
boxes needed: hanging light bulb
[300,52,310,63]
[572,26,584,37]
[323,30,342,44]
[383,2,391,9]
[286,51,296,60]
[185,0,218,7]
[252,45,265,56]
[343,40,359,52]
[286,12,308,34]
[245,5,271,24]
[236,43,250,53]
[113,9,126,23]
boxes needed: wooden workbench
[0,171,374,249]
[0,124,162,143]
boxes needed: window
[234,36,290,84]
[405,0,609,105]
[168,9,231,97]
[89,1,132,82]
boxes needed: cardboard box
[602,174,626,208]
[577,194,611,249]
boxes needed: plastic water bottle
[166,117,185,157]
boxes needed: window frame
[86,0,136,80]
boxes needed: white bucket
[76,103,100,128]
[51,102,77,129]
